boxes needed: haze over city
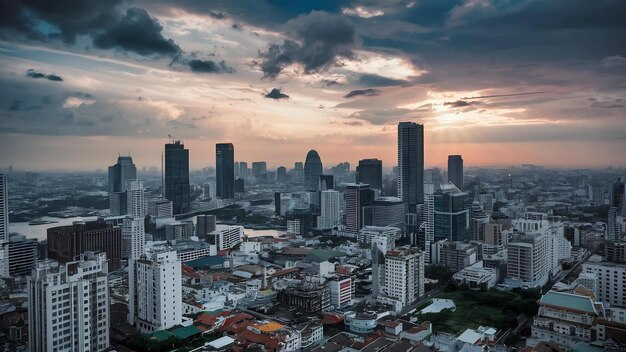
[1,0,626,170]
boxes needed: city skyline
[1,1,626,170]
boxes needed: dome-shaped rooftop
[305,150,321,164]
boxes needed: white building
[506,233,551,288]
[382,247,425,309]
[209,225,243,251]
[287,220,301,235]
[28,252,110,352]
[328,276,354,308]
[148,197,173,219]
[453,262,497,290]
[318,190,341,230]
[0,174,8,277]
[126,179,146,218]
[122,217,145,260]
[422,192,435,264]
[582,261,626,307]
[357,226,402,250]
[129,249,182,333]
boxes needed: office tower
[108,156,137,216]
[203,182,216,200]
[239,161,249,179]
[165,220,195,241]
[383,247,424,309]
[470,200,489,241]
[122,217,145,260]
[397,122,424,237]
[593,185,605,206]
[252,161,267,178]
[277,166,287,183]
[196,214,216,239]
[434,241,479,272]
[304,150,323,191]
[362,197,404,229]
[164,140,190,215]
[319,175,334,191]
[207,225,244,250]
[0,174,8,277]
[126,179,145,218]
[447,155,464,190]
[583,261,626,307]
[293,162,304,182]
[28,252,110,352]
[128,249,182,333]
[8,233,37,277]
[331,162,350,178]
[234,161,240,178]
[234,178,245,194]
[216,143,235,199]
[484,223,503,246]
[344,183,375,233]
[147,198,173,218]
[507,233,551,287]
[318,190,341,230]
[433,184,470,242]
[612,176,626,216]
[47,220,122,271]
[356,159,383,192]
[605,241,626,263]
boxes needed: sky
[0,0,625,171]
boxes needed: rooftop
[540,291,598,315]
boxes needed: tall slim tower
[447,155,464,190]
[164,141,190,214]
[356,158,383,192]
[216,143,235,199]
[0,174,8,277]
[108,156,137,216]
[345,183,375,233]
[397,122,424,235]
[304,150,323,191]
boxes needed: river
[9,216,286,241]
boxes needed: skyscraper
[383,247,425,309]
[216,143,235,199]
[345,183,375,233]
[126,179,145,218]
[356,158,383,192]
[252,161,267,178]
[433,184,471,242]
[28,252,110,352]
[318,190,341,230]
[397,122,424,214]
[239,161,249,179]
[277,166,288,183]
[108,156,137,216]
[612,176,626,217]
[165,141,190,214]
[0,174,8,277]
[8,233,37,277]
[129,249,182,333]
[448,155,464,190]
[304,150,323,191]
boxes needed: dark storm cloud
[265,88,289,100]
[343,88,380,99]
[93,7,180,56]
[258,11,357,78]
[188,59,235,74]
[26,69,64,81]
[356,74,408,87]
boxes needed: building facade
[216,143,235,199]
[164,141,190,215]
[447,155,464,191]
[356,159,383,192]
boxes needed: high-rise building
[234,161,240,178]
[433,184,470,242]
[8,233,37,277]
[147,198,173,219]
[362,197,404,229]
[506,233,551,287]
[108,156,137,216]
[382,247,425,309]
[126,179,145,218]
[397,122,424,237]
[0,174,8,277]
[304,150,323,191]
[344,183,375,233]
[277,166,288,183]
[129,249,181,333]
[356,159,383,192]
[612,176,626,217]
[207,225,244,250]
[28,252,110,352]
[484,223,503,246]
[196,214,217,239]
[319,175,334,190]
[252,161,267,178]
[447,155,464,190]
[216,143,235,199]
[318,190,341,230]
[592,185,605,206]
[239,161,249,179]
[47,220,122,271]
[470,200,489,241]
[164,141,190,215]
[234,178,245,194]
[122,217,145,260]
[583,261,626,307]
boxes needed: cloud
[356,74,408,87]
[342,6,384,18]
[444,100,473,108]
[601,55,626,68]
[63,93,96,108]
[26,69,64,82]
[258,11,357,78]
[188,59,235,74]
[265,88,289,100]
[93,7,181,56]
[344,88,381,99]
[590,98,624,109]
